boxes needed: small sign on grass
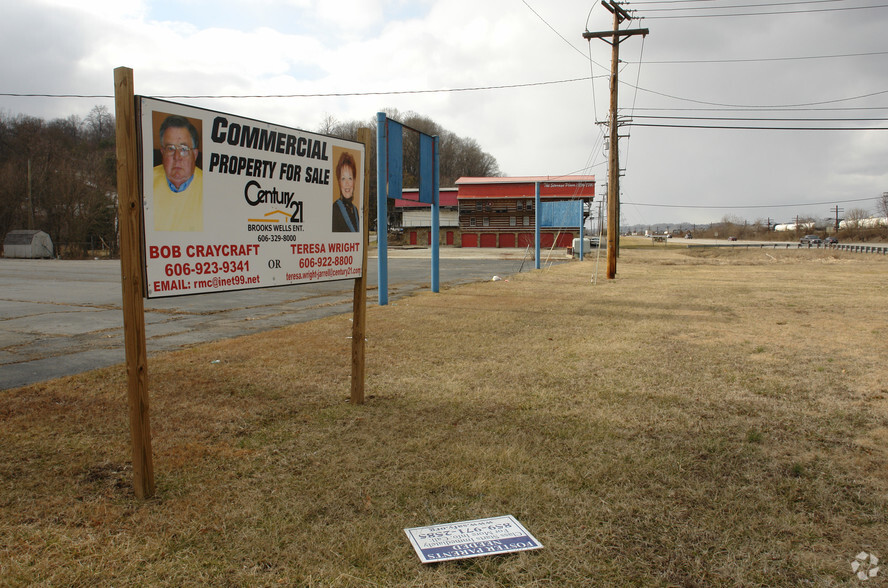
[404,515,543,564]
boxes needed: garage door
[480,233,497,248]
[499,233,516,248]
[461,233,478,247]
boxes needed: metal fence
[686,243,888,255]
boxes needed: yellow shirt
[153,166,204,232]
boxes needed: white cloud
[38,0,149,19]
[313,0,385,33]
[2,0,887,225]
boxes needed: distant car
[728,236,738,241]
[684,233,693,239]
[800,235,822,245]
[823,236,838,245]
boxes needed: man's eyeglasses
[161,144,195,157]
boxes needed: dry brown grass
[2,247,887,586]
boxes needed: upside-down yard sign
[404,515,543,564]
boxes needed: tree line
[0,106,118,257]
[317,108,501,227]
[0,106,500,258]
[632,205,888,242]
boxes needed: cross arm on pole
[582,28,649,41]
[601,0,633,22]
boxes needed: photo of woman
[332,150,360,233]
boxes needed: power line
[630,0,739,3]
[641,2,888,18]
[629,122,888,130]
[7,78,888,120]
[631,106,888,112]
[0,76,600,100]
[625,50,888,65]
[624,195,882,209]
[624,34,648,170]
[587,38,601,123]
[520,0,592,61]
[633,115,888,122]
[639,0,846,11]
[3,59,883,117]
[630,85,888,109]
[0,93,113,99]
[630,0,827,4]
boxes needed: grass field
[2,247,887,586]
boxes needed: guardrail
[686,243,888,254]
[828,243,888,254]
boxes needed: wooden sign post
[112,69,369,496]
[113,67,155,498]
[350,128,372,405]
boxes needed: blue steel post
[579,200,585,261]
[376,112,388,305]
[534,182,541,270]
[431,135,440,293]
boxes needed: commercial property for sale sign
[139,98,364,298]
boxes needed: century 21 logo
[243,180,303,222]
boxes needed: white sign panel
[139,98,364,298]
[404,515,543,564]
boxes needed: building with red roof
[456,176,595,248]
[392,175,595,248]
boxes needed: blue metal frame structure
[376,112,440,305]
[535,181,587,264]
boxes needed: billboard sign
[139,98,364,298]
[539,200,583,228]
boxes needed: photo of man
[153,113,203,232]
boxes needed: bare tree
[318,109,501,228]
[844,208,870,227]
[0,109,117,257]
[316,113,340,136]
[375,108,500,188]
[878,192,888,219]
[84,105,114,147]
[720,214,747,238]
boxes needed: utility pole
[584,2,648,279]
[598,198,604,237]
[830,205,843,233]
[27,159,34,230]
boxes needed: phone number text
[164,260,251,277]
[298,256,353,269]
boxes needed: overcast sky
[3,0,887,227]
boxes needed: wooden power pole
[831,205,844,233]
[584,2,648,279]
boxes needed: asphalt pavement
[0,247,554,390]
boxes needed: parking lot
[1,248,551,389]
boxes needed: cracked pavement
[1,249,544,389]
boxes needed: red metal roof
[395,188,458,208]
[456,175,596,185]
[455,176,595,200]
